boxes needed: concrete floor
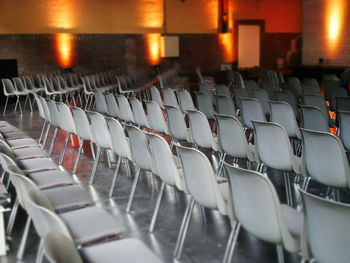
[0,104,306,263]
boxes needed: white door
[238,25,260,68]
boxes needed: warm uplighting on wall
[54,33,75,68]
[145,34,161,65]
[218,33,234,63]
[326,0,345,53]
[46,0,75,29]
[140,0,163,30]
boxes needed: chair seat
[1,131,29,139]
[60,206,125,244]
[43,185,93,211]
[6,138,39,148]
[29,169,76,189]
[19,158,57,173]
[281,204,302,239]
[13,146,48,159]
[82,238,162,263]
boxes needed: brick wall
[0,33,301,76]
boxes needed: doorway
[237,24,261,68]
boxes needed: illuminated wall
[303,0,350,66]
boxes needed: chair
[174,145,235,260]
[240,98,266,130]
[216,84,231,97]
[105,93,120,118]
[33,94,48,144]
[302,78,320,95]
[215,95,236,116]
[301,129,350,189]
[287,77,303,98]
[225,164,301,263]
[116,95,134,123]
[195,92,215,120]
[1,78,21,115]
[338,111,350,152]
[300,190,350,263]
[144,101,169,134]
[234,88,252,111]
[106,117,133,197]
[336,97,350,113]
[269,101,301,140]
[124,125,154,213]
[46,99,64,155]
[146,133,186,232]
[329,87,348,111]
[300,105,329,133]
[43,232,162,263]
[130,98,150,128]
[253,88,270,116]
[176,89,196,114]
[150,86,164,109]
[162,88,179,108]
[13,77,33,112]
[94,91,109,115]
[252,121,302,206]
[275,90,299,119]
[164,105,192,144]
[303,95,331,125]
[88,112,112,185]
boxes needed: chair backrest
[187,110,217,150]
[300,190,350,263]
[339,111,350,151]
[38,97,52,123]
[287,77,302,97]
[300,105,329,133]
[162,88,179,107]
[176,145,226,214]
[240,98,266,129]
[302,78,320,95]
[215,114,254,161]
[44,232,83,263]
[57,103,76,134]
[330,87,348,111]
[82,76,93,93]
[253,121,296,172]
[130,98,149,128]
[275,90,299,118]
[215,95,236,116]
[303,95,328,120]
[124,125,153,171]
[13,77,27,92]
[33,94,45,119]
[269,101,301,139]
[1,79,16,95]
[94,91,109,114]
[336,97,350,112]
[71,107,93,141]
[225,164,297,250]
[88,111,111,149]
[176,89,196,113]
[46,99,62,128]
[116,95,134,123]
[106,117,131,159]
[146,133,184,190]
[301,129,350,188]
[164,105,191,142]
[144,101,168,134]
[216,84,231,97]
[150,86,164,109]
[27,189,72,240]
[195,92,215,119]
[253,88,270,115]
[105,93,120,118]
[234,88,250,109]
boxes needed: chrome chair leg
[89,146,102,185]
[73,139,84,175]
[2,97,9,115]
[109,157,122,197]
[59,133,70,165]
[6,198,19,235]
[149,182,166,232]
[48,127,58,156]
[17,217,31,261]
[126,168,141,213]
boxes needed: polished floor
[0,104,305,263]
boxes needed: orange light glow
[207,0,219,30]
[46,0,75,29]
[326,0,345,53]
[54,33,75,68]
[145,34,161,65]
[219,33,234,63]
[139,0,163,30]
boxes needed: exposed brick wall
[0,33,301,76]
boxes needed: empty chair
[302,78,320,95]
[130,98,150,128]
[33,94,48,145]
[300,105,329,133]
[116,95,134,123]
[303,95,331,125]
[234,87,252,110]
[88,112,112,184]
[105,93,120,118]
[164,105,192,144]
[301,129,350,189]
[225,164,301,263]
[240,98,266,130]
[145,101,169,134]
[94,91,109,114]
[162,88,179,108]
[124,125,154,213]
[46,99,64,155]
[1,78,21,115]
[106,117,133,197]
[253,121,302,206]
[13,77,33,111]
[338,111,350,152]
[174,145,234,260]
[150,86,164,109]
[287,77,303,98]
[329,87,348,111]
[275,90,299,118]
[261,81,277,100]
[216,84,231,97]
[269,101,301,140]
[336,97,350,112]
[176,89,196,113]
[300,190,350,263]
[215,95,236,116]
[195,92,215,120]
[253,88,270,116]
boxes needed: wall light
[54,33,75,68]
[326,0,346,54]
[145,33,161,65]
